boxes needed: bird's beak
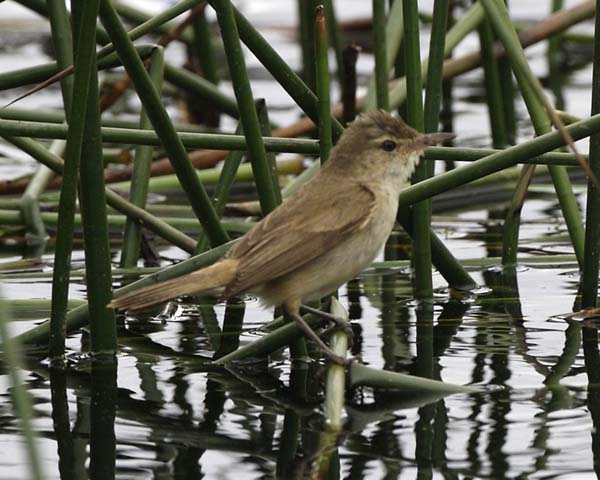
[417,131,455,146]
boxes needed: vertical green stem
[315,5,332,163]
[190,6,220,127]
[98,0,229,247]
[191,7,219,86]
[75,3,116,356]
[49,0,101,361]
[373,0,390,110]
[423,0,448,137]
[582,0,600,308]
[47,0,74,114]
[210,0,280,214]
[548,0,565,111]
[478,17,508,148]
[322,0,345,95]
[120,47,164,268]
[298,0,317,92]
[255,99,282,204]
[403,0,431,300]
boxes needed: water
[1,0,599,478]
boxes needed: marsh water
[1,0,600,478]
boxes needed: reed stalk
[120,47,164,269]
[0,107,212,132]
[373,0,390,110]
[298,0,317,92]
[365,0,403,109]
[0,118,320,153]
[75,12,116,356]
[315,5,332,163]
[322,0,345,94]
[48,0,100,361]
[403,0,431,300]
[582,0,600,307]
[478,17,509,147]
[98,0,229,246]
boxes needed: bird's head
[328,110,454,182]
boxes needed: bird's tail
[108,259,238,311]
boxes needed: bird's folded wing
[223,182,376,298]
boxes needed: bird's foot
[300,304,354,347]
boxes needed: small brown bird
[109,111,453,363]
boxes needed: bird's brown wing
[223,181,376,298]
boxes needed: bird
[108,110,453,364]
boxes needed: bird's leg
[300,304,354,346]
[285,306,348,366]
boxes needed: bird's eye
[381,140,397,151]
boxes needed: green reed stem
[210,0,280,215]
[423,0,448,137]
[256,100,282,205]
[365,0,403,110]
[47,0,74,114]
[120,47,164,269]
[4,136,198,252]
[501,164,535,266]
[403,0,431,300]
[322,0,345,93]
[0,294,43,480]
[373,0,390,109]
[0,209,252,236]
[298,0,317,92]
[48,0,100,361]
[478,17,509,147]
[349,362,480,393]
[0,44,154,92]
[75,14,115,355]
[424,146,585,165]
[191,7,219,86]
[0,118,319,153]
[232,5,344,139]
[99,0,229,247]
[315,5,332,163]
[0,107,212,132]
[582,0,600,308]
[481,0,585,268]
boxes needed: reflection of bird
[109,111,453,363]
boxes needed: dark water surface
[1,1,599,478]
